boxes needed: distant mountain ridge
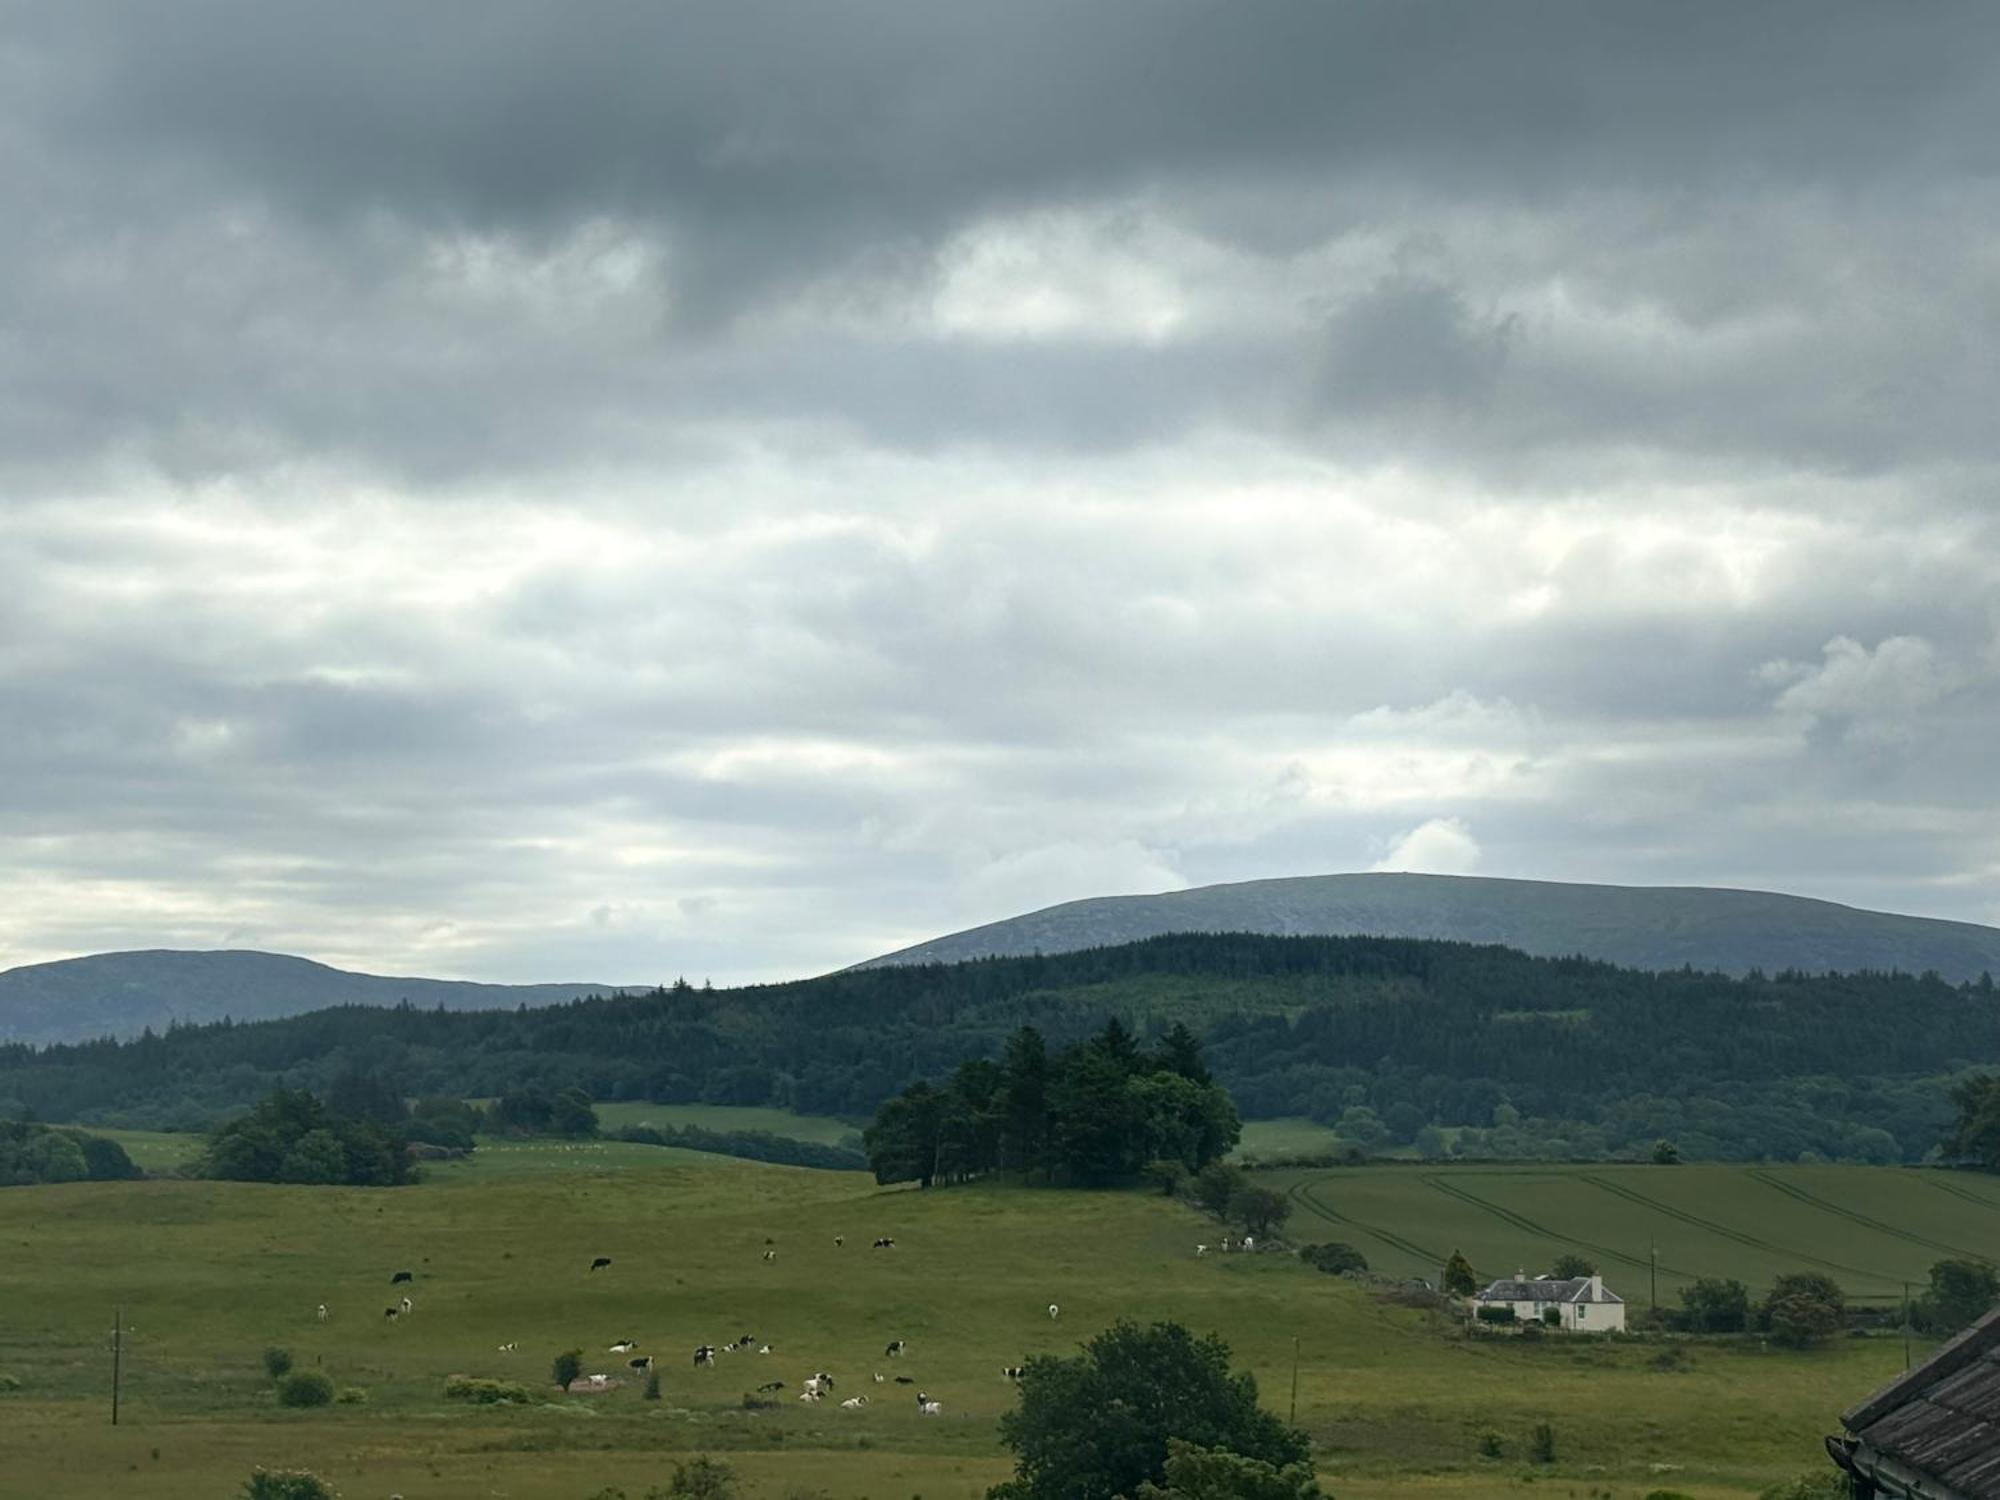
[0,950,629,1047]
[858,872,2000,983]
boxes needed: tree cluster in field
[1943,1076,2000,1170]
[862,1020,1239,1188]
[0,1118,139,1186]
[992,1320,1320,1500]
[7,933,1995,1166]
[612,1121,865,1171]
[1670,1272,1851,1345]
[204,1087,415,1186]
[1674,1258,2000,1340]
[488,1083,600,1139]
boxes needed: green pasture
[1272,1161,2000,1304]
[0,1146,1930,1499]
[591,1101,864,1147]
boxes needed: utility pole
[1904,1282,1913,1372]
[1289,1336,1300,1424]
[111,1303,122,1426]
[1650,1243,1658,1314]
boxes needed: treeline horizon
[1,931,1995,1165]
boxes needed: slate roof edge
[1844,1306,2000,1432]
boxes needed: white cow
[1048,1303,1059,1320]
[1195,1244,1208,1257]
[316,1303,328,1322]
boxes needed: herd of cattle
[311,1233,1064,1418]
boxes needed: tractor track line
[1421,1173,1692,1279]
[1287,1177,1444,1266]
[1745,1169,1989,1262]
[1919,1174,2000,1216]
[1578,1173,1883,1283]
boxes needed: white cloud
[1371,818,1484,876]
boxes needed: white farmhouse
[1474,1271,1626,1331]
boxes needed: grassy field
[1272,1161,2000,1304]
[591,1102,864,1147]
[0,1145,1933,1500]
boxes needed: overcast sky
[3,3,1998,984]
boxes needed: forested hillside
[1,933,1993,1164]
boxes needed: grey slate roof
[1476,1276,1623,1305]
[1839,1305,2000,1499]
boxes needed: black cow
[590,1256,612,1272]
[884,1340,905,1357]
[628,1355,654,1371]
[383,1306,400,1320]
[872,1237,896,1249]
[390,1270,413,1284]
[893,1375,914,1385]
[757,1381,785,1392]
[693,1345,716,1367]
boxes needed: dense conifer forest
[1,933,1992,1163]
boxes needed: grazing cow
[609,1341,637,1353]
[589,1257,612,1272]
[917,1392,943,1416]
[799,1388,822,1403]
[893,1375,915,1385]
[316,1304,328,1322]
[756,1381,785,1393]
[1002,1366,1025,1381]
[1048,1303,1059,1320]
[840,1395,868,1409]
[391,1270,413,1285]
[383,1307,400,1320]
[1195,1244,1208,1257]
[1220,1236,1232,1253]
[400,1296,413,1315]
[884,1340,905,1358]
[762,1250,776,1262]
[588,1373,609,1387]
[872,1237,896,1249]
[498,1343,516,1353]
[873,1372,885,1383]
[758,1345,772,1355]
[834,1235,844,1248]
[1242,1236,1256,1253]
[693,1345,716,1367]
[628,1356,653,1371]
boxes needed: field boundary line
[1919,1173,2000,1215]
[1745,1169,1989,1261]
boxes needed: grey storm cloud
[2,2,1999,983]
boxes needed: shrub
[1680,1276,1751,1333]
[334,1386,368,1405]
[1475,1305,1517,1324]
[1476,1431,1506,1459]
[552,1348,584,1390]
[1758,1475,1848,1500]
[1192,1161,1246,1217]
[262,1347,294,1379]
[444,1376,534,1404]
[1299,1242,1368,1276]
[0,1372,21,1393]
[644,1370,662,1401]
[661,1455,739,1499]
[275,1370,335,1408]
[1529,1421,1557,1464]
[1540,1306,1561,1327]
[1225,1183,1291,1238]
[241,1469,339,1500]
[1442,1249,1477,1297]
[1549,1252,1596,1279]
[1141,1158,1189,1197]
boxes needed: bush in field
[1226,1184,1290,1238]
[241,1470,338,1500]
[1192,1162,1246,1218]
[660,1456,739,1499]
[444,1375,534,1404]
[261,1347,293,1378]
[1442,1249,1478,1297]
[1476,1431,1505,1459]
[1762,1272,1844,1348]
[1529,1421,1557,1464]
[334,1386,367,1405]
[1131,1438,1326,1499]
[1679,1276,1751,1333]
[552,1348,584,1390]
[1916,1258,2000,1334]
[275,1370,334,1408]
[1298,1242,1367,1276]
